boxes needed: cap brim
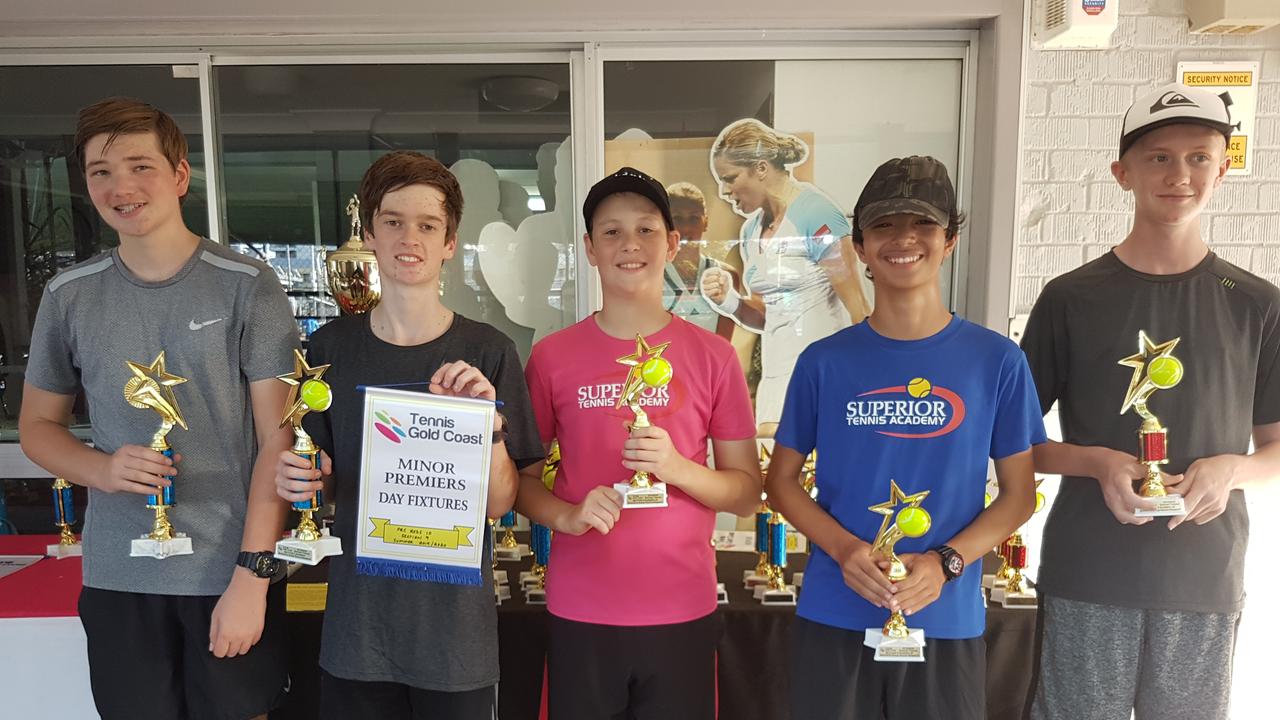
[1119,117,1234,159]
[856,198,948,231]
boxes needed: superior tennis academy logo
[846,377,966,439]
[577,382,671,410]
[373,410,407,444]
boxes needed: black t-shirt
[303,312,543,690]
[1021,251,1280,613]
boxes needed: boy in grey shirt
[1022,83,1280,720]
[19,97,297,720]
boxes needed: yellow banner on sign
[1229,136,1248,170]
[368,518,475,549]
[1182,71,1253,86]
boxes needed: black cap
[583,167,674,233]
[853,156,956,231]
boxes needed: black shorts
[789,616,985,720]
[547,612,720,720]
[319,669,496,720]
[78,581,289,720]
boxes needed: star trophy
[326,195,381,315]
[990,482,1045,608]
[864,480,932,662]
[494,510,530,561]
[754,512,797,605]
[273,349,342,564]
[613,335,674,508]
[124,352,193,559]
[524,524,552,605]
[1119,331,1187,517]
[46,478,82,558]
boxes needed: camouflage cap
[853,156,956,231]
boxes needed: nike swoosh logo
[189,318,224,330]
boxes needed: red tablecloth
[0,534,83,618]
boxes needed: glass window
[0,64,208,437]
[604,58,964,432]
[215,63,576,358]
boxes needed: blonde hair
[712,119,808,170]
[665,181,706,209]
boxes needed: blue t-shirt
[775,316,1047,639]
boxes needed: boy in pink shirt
[518,167,761,719]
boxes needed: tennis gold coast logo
[846,377,966,439]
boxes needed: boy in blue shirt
[764,155,1045,719]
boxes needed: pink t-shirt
[524,315,756,626]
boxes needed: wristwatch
[933,545,965,583]
[492,411,509,445]
[236,551,283,579]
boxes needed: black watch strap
[492,411,509,444]
[934,544,964,582]
[237,551,282,579]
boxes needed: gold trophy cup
[612,335,673,508]
[864,479,932,662]
[326,195,381,315]
[273,349,343,565]
[1119,331,1187,517]
[124,352,194,559]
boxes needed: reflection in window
[603,58,963,431]
[0,65,208,433]
[215,64,575,357]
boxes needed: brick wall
[1015,0,1280,315]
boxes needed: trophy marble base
[525,586,547,604]
[495,584,511,604]
[757,585,797,606]
[981,574,1007,590]
[743,571,770,589]
[493,570,509,586]
[614,481,668,509]
[792,572,804,588]
[1134,494,1186,517]
[519,571,545,588]
[495,544,531,562]
[274,529,342,565]
[717,583,729,605]
[864,628,927,662]
[131,534,193,559]
[47,543,83,559]
[994,588,1038,609]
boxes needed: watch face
[255,556,281,577]
[946,555,964,576]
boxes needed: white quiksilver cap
[1119,83,1236,158]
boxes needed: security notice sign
[1178,61,1259,175]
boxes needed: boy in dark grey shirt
[1022,83,1280,720]
[274,151,542,719]
[20,97,297,720]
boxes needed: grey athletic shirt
[26,238,298,596]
